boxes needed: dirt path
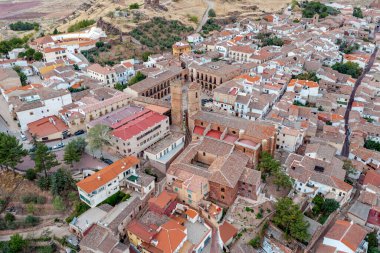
[0,223,70,241]
[196,0,214,33]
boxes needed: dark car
[74,130,85,136]
[100,157,113,165]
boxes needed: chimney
[97,175,101,181]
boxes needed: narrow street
[341,46,378,157]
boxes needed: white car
[20,133,27,141]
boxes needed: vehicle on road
[52,143,65,150]
[20,132,27,141]
[74,130,85,136]
[100,157,113,165]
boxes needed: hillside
[56,0,293,34]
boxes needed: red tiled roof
[363,170,380,187]
[155,219,186,253]
[219,221,238,245]
[76,156,139,193]
[148,190,177,210]
[112,110,167,141]
[206,130,222,139]
[193,126,205,136]
[127,220,157,243]
[27,116,68,138]
[325,220,367,252]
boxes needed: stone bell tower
[187,82,201,131]
[170,81,183,129]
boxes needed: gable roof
[325,220,367,252]
[155,219,187,253]
[219,221,238,245]
[76,156,139,193]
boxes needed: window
[221,195,225,199]
[221,187,225,192]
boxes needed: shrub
[37,176,51,191]
[188,15,198,24]
[66,201,90,223]
[96,41,104,48]
[4,213,15,223]
[25,215,40,226]
[21,193,46,204]
[129,3,139,9]
[9,21,39,31]
[249,236,261,248]
[208,9,216,17]
[98,191,128,206]
[25,168,37,181]
[67,19,95,33]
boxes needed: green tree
[311,194,324,214]
[73,64,80,71]
[294,72,320,82]
[249,236,261,248]
[4,212,15,223]
[87,124,111,157]
[342,159,356,175]
[114,82,126,91]
[258,151,281,176]
[96,41,104,48]
[33,51,43,61]
[64,138,87,167]
[321,199,339,214]
[273,197,309,242]
[142,52,152,62]
[13,66,27,86]
[33,142,60,178]
[25,215,40,226]
[9,233,27,253]
[128,71,146,86]
[332,61,362,78]
[273,170,292,191]
[208,8,216,17]
[0,133,27,172]
[353,7,363,18]
[52,28,59,35]
[25,169,37,181]
[50,168,76,198]
[367,232,379,253]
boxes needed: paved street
[341,46,378,157]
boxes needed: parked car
[20,132,27,141]
[52,143,65,150]
[74,130,85,136]
[100,157,113,165]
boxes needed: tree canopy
[332,61,362,78]
[87,124,111,156]
[32,142,60,178]
[0,133,27,172]
[13,66,27,86]
[294,72,320,83]
[273,197,310,242]
[64,138,87,167]
[353,7,363,18]
[258,151,281,176]
[50,168,76,198]
[9,21,39,31]
[302,1,339,18]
